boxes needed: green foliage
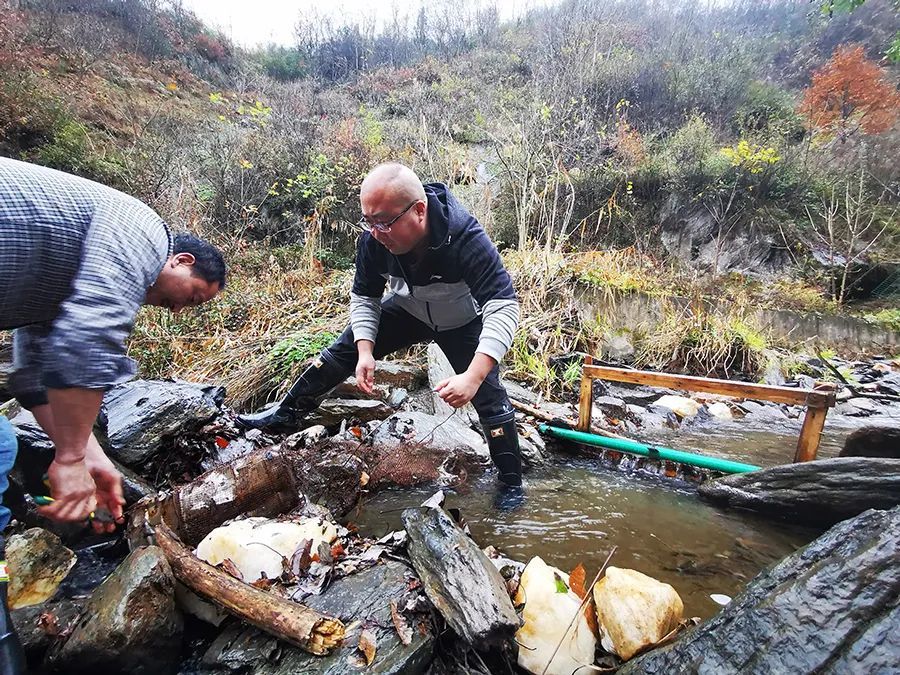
[30,119,126,185]
[733,81,804,140]
[863,308,900,331]
[269,330,338,381]
[257,46,307,81]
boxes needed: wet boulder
[840,426,900,459]
[518,422,547,469]
[47,545,183,675]
[593,567,683,660]
[200,560,434,674]
[618,506,900,674]
[403,506,519,649]
[96,380,222,467]
[6,528,76,609]
[514,556,595,675]
[427,343,478,424]
[835,397,882,417]
[286,445,366,517]
[698,457,900,526]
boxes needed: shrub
[637,302,770,379]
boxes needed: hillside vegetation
[1,0,898,402]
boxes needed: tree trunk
[154,523,345,656]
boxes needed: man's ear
[173,252,197,267]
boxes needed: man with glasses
[238,162,523,489]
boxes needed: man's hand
[435,372,482,408]
[84,437,125,533]
[355,339,376,394]
[38,458,97,523]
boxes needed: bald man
[239,163,523,487]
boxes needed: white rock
[705,401,733,420]
[195,516,337,582]
[593,566,684,660]
[653,395,701,418]
[514,557,596,675]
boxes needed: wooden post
[577,355,594,432]
[795,404,829,463]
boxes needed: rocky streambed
[1,349,898,673]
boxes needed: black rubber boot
[0,536,26,675]
[481,414,523,488]
[237,355,348,432]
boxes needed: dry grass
[129,238,351,409]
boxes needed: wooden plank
[795,405,829,463]
[583,365,836,408]
[578,355,594,431]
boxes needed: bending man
[239,162,522,487]
[0,157,225,671]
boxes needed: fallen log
[509,398,628,440]
[154,523,344,655]
[402,506,519,649]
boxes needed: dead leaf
[569,563,599,637]
[37,612,60,636]
[331,542,345,559]
[250,575,274,591]
[290,539,313,577]
[358,628,377,665]
[220,558,243,581]
[316,540,333,565]
[569,563,587,599]
[390,600,413,645]
[407,578,421,591]
[421,490,445,509]
[214,436,229,448]
[360,471,370,487]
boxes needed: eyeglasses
[356,201,418,233]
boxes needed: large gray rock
[698,457,900,526]
[619,506,900,674]
[48,546,183,675]
[368,411,489,461]
[402,506,519,649]
[96,380,222,467]
[427,343,478,424]
[200,560,434,674]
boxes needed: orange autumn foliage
[800,45,900,138]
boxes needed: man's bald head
[360,163,426,206]
[359,162,429,255]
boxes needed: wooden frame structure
[577,357,837,463]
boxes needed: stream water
[350,413,891,619]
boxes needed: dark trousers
[319,297,514,425]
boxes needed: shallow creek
[351,417,860,619]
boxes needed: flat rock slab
[305,398,395,427]
[402,506,519,648]
[699,457,900,526]
[97,380,222,467]
[201,560,434,675]
[619,506,900,674]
